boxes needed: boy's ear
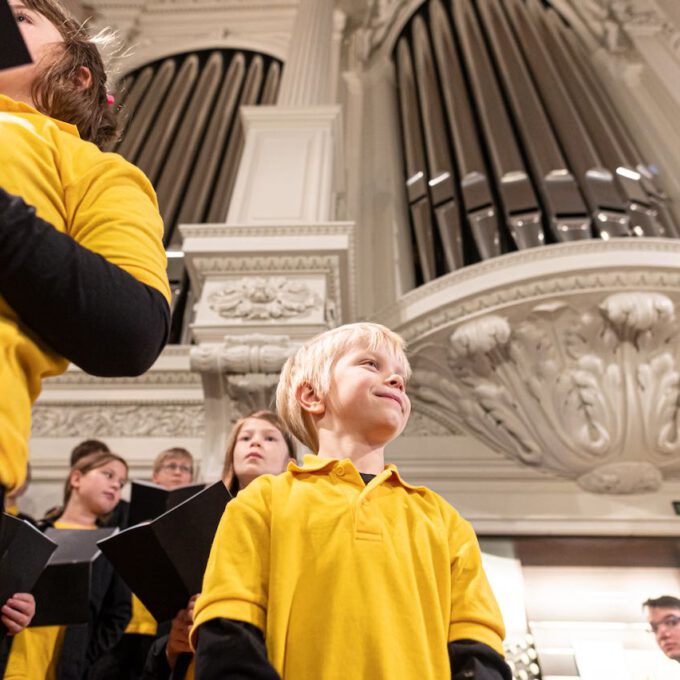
[74,66,93,91]
[295,381,325,416]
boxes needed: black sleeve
[86,572,132,664]
[195,618,281,680]
[448,640,512,680]
[141,634,172,680]
[0,188,170,377]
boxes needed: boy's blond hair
[276,323,411,452]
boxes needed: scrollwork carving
[190,335,298,375]
[410,291,680,493]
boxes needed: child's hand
[1,593,35,635]
[166,593,200,668]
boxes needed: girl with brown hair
[142,411,296,680]
[0,0,170,504]
[2,451,132,679]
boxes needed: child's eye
[13,11,32,24]
[363,359,378,368]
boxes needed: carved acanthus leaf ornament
[410,292,680,493]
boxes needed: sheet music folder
[98,481,231,622]
[0,0,32,71]
[30,527,116,627]
[0,514,56,636]
[127,480,206,527]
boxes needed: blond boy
[192,323,509,680]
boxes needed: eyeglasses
[159,462,192,474]
[648,615,680,634]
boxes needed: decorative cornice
[375,240,680,344]
[180,221,355,240]
[88,0,298,69]
[43,370,201,387]
[31,402,205,438]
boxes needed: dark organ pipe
[393,0,677,284]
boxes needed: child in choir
[143,411,296,680]
[0,0,170,503]
[191,323,511,680]
[103,448,197,680]
[1,451,131,679]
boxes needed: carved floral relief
[409,292,680,493]
[207,277,322,321]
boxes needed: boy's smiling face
[322,344,411,447]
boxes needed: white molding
[376,239,680,338]
[120,37,289,74]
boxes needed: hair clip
[106,94,115,106]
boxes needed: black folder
[0,0,32,71]
[127,480,206,527]
[98,482,231,622]
[30,527,116,627]
[0,514,56,636]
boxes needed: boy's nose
[388,374,405,390]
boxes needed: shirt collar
[0,94,80,137]
[289,454,427,492]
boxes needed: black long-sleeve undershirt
[0,188,169,377]
[195,618,280,680]
[194,619,511,680]
[449,639,512,680]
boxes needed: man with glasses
[644,595,680,663]
[151,447,195,489]
[100,446,196,678]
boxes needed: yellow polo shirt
[0,95,170,491]
[192,455,505,680]
[124,595,158,636]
